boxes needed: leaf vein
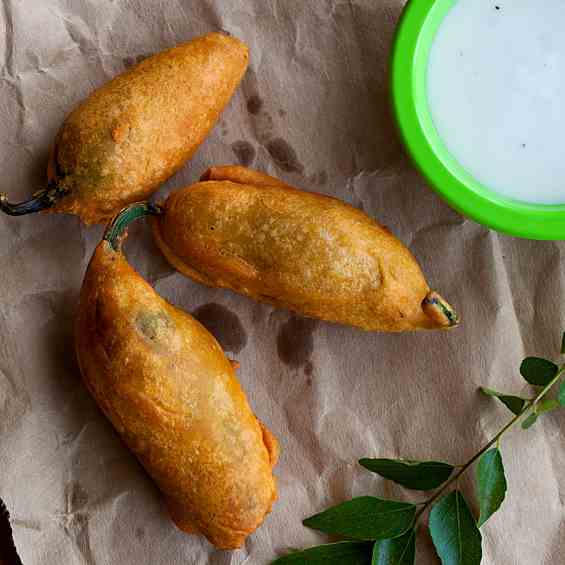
[456,492,463,560]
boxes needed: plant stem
[414,365,565,522]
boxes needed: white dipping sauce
[427,0,565,204]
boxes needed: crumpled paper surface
[1,1,565,564]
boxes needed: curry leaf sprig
[272,336,565,565]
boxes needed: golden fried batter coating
[153,166,458,332]
[75,236,277,549]
[48,33,248,224]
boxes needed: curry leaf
[536,399,560,414]
[359,459,453,491]
[480,388,527,416]
[520,357,558,386]
[559,381,565,406]
[429,491,482,565]
[521,413,538,430]
[372,529,415,565]
[303,497,416,541]
[272,541,374,564]
[476,448,507,527]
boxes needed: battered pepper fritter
[75,204,278,549]
[150,165,459,332]
[1,33,248,224]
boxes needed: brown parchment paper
[1,1,564,563]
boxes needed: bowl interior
[392,0,565,240]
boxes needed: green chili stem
[0,183,68,216]
[422,291,459,328]
[414,364,565,523]
[104,201,163,251]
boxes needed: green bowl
[391,0,565,240]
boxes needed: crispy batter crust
[152,166,456,332]
[49,33,249,224]
[75,241,277,549]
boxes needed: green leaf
[536,399,560,414]
[475,448,507,527]
[359,458,453,491]
[271,541,374,564]
[559,381,565,406]
[303,497,416,541]
[520,357,558,386]
[561,332,565,355]
[521,413,538,429]
[480,387,526,416]
[372,530,415,565]
[429,491,482,565]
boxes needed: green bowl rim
[391,0,565,240]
